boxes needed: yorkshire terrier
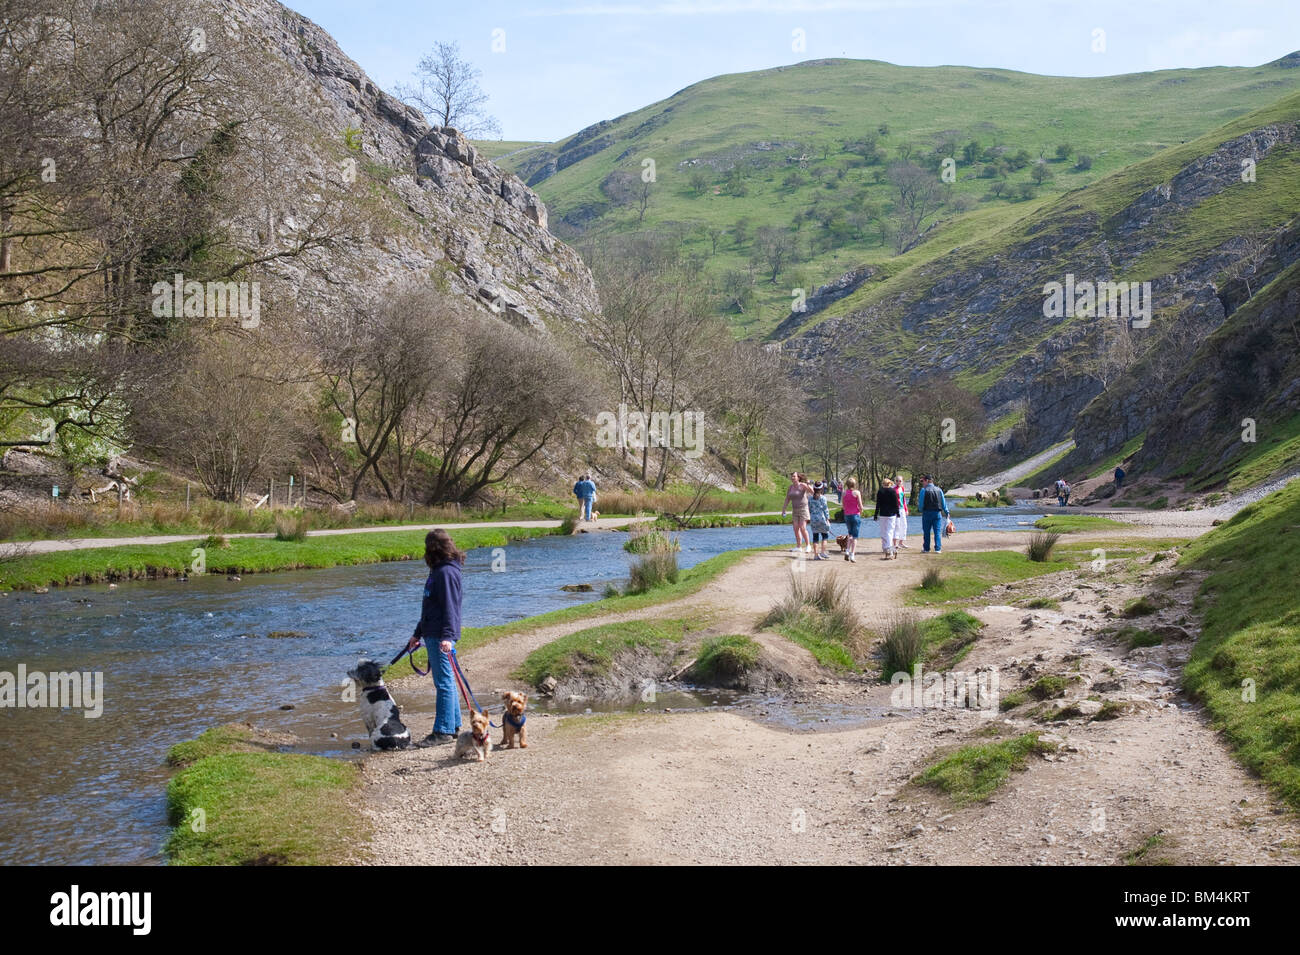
[453,710,493,762]
[500,691,529,749]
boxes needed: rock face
[779,120,1300,466]
[219,0,599,331]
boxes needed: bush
[624,525,679,554]
[879,612,924,679]
[626,542,679,594]
[1074,154,1093,171]
[203,534,230,550]
[1025,531,1062,562]
[558,514,579,535]
[273,512,310,542]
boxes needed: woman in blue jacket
[406,528,465,746]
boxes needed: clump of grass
[626,541,680,594]
[273,512,310,542]
[879,611,925,679]
[203,533,230,550]
[761,572,868,669]
[1024,596,1060,609]
[559,513,579,535]
[921,610,984,666]
[623,526,679,554]
[913,732,1057,805]
[1122,594,1165,617]
[1093,700,1129,721]
[920,566,944,590]
[1027,674,1074,700]
[692,634,762,684]
[1120,626,1163,649]
[1125,831,1176,866]
[602,582,621,599]
[999,689,1028,711]
[1025,530,1062,562]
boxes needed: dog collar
[473,729,488,743]
[504,712,526,728]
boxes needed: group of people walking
[783,471,952,563]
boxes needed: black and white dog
[346,659,412,751]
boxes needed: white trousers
[879,515,897,552]
[895,512,908,539]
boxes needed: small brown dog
[453,710,492,762]
[500,691,528,749]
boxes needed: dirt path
[360,526,1300,865]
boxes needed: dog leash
[389,641,429,676]
[446,648,500,728]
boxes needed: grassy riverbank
[0,525,556,591]
[1180,481,1300,807]
[165,724,363,866]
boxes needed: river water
[0,508,1037,864]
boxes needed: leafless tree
[396,41,501,137]
[886,161,946,254]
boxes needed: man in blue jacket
[573,474,597,521]
[917,474,950,553]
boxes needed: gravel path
[950,440,1075,497]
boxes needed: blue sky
[283,1,1300,142]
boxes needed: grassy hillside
[501,56,1300,338]
[473,139,549,160]
[1181,481,1300,807]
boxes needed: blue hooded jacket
[413,560,463,646]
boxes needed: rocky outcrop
[219,0,599,332]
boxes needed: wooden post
[270,477,275,511]
[185,482,191,512]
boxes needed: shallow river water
[0,509,1037,864]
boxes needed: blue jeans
[431,645,463,735]
[922,511,943,552]
[579,496,593,520]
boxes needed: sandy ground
[356,516,1300,866]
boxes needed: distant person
[893,474,910,551]
[1061,479,1072,507]
[1054,478,1066,507]
[406,529,465,747]
[1114,466,1125,489]
[917,475,951,554]
[573,474,597,521]
[808,482,832,560]
[782,471,814,555]
[841,477,863,562]
[872,477,901,560]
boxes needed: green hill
[499,56,1300,338]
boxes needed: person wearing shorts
[782,471,814,555]
[841,477,863,562]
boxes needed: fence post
[270,477,275,511]
[186,482,191,512]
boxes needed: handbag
[944,518,955,537]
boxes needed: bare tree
[886,161,946,254]
[396,41,501,137]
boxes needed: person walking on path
[841,477,864,562]
[808,482,833,560]
[873,477,902,560]
[892,474,910,551]
[917,475,951,554]
[1114,466,1125,489]
[573,474,597,521]
[782,471,814,555]
[406,529,465,746]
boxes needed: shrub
[273,512,310,542]
[1025,531,1062,562]
[879,612,924,679]
[626,542,679,594]
[624,525,679,554]
[558,514,579,535]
